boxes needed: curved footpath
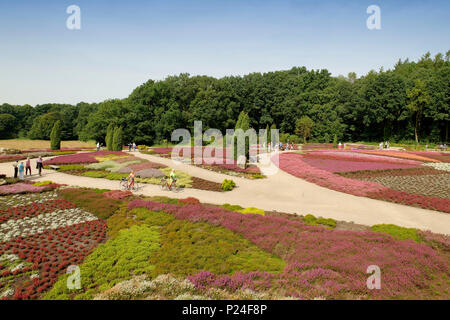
[1,152,449,235]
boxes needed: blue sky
[0,0,449,106]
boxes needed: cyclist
[169,169,177,189]
[127,170,135,190]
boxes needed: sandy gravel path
[1,152,449,234]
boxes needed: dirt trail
[1,152,449,235]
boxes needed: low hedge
[371,224,421,242]
[303,214,337,228]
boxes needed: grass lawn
[0,139,96,150]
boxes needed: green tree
[0,114,17,139]
[295,116,315,143]
[29,112,63,140]
[406,79,431,144]
[50,121,62,150]
[112,127,124,151]
[106,123,114,151]
[333,134,338,148]
[234,111,251,161]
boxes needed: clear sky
[0,0,449,106]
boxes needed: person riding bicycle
[127,170,135,190]
[169,169,177,189]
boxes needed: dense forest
[1,51,448,145]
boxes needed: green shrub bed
[371,224,421,242]
[57,188,122,219]
[44,225,161,300]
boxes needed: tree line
[0,51,448,145]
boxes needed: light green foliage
[303,214,337,228]
[44,225,161,300]
[105,172,130,180]
[133,208,175,227]
[85,160,140,172]
[237,207,265,216]
[58,164,85,171]
[81,171,108,178]
[160,168,192,188]
[220,203,244,211]
[146,211,285,276]
[58,188,121,219]
[136,168,192,187]
[371,224,421,242]
[32,180,54,186]
[143,196,180,205]
[221,179,236,191]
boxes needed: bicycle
[120,177,139,192]
[160,176,182,192]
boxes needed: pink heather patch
[104,190,133,200]
[128,200,448,299]
[306,150,423,165]
[0,183,45,195]
[149,147,173,154]
[276,153,450,213]
[276,153,386,196]
[0,155,26,162]
[128,161,167,170]
[43,151,125,165]
[20,147,94,153]
[302,157,420,173]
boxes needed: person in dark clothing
[36,156,43,176]
[25,157,32,176]
[13,161,18,178]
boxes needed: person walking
[18,162,25,180]
[97,142,100,152]
[36,156,43,176]
[25,157,32,176]
[128,143,132,152]
[13,160,18,178]
[132,142,136,152]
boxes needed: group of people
[12,156,43,180]
[280,142,295,151]
[128,142,137,152]
[263,142,295,152]
[438,144,447,151]
[379,141,390,149]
